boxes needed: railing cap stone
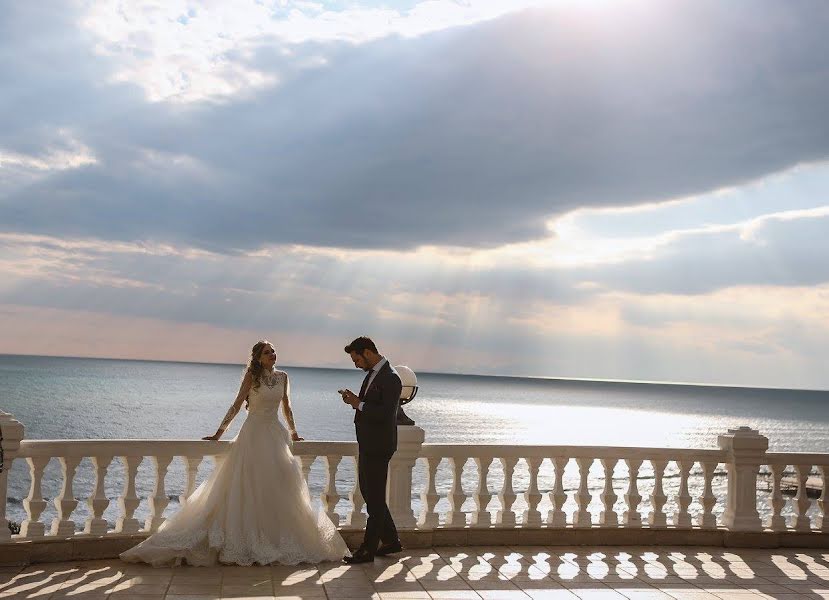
[0,411,25,449]
[717,426,769,454]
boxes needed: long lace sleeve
[216,402,242,436]
[213,372,252,438]
[281,373,297,434]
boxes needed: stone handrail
[1,411,827,549]
[16,439,230,458]
[420,443,729,459]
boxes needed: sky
[1,0,828,388]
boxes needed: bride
[121,340,348,566]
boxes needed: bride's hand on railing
[291,432,304,442]
[202,433,221,441]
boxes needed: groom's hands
[339,388,360,409]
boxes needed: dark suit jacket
[354,361,402,456]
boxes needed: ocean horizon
[3,352,826,393]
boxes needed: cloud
[80,0,553,102]
[0,131,96,172]
[583,208,829,295]
[3,204,829,335]
[2,0,829,253]
[3,211,829,387]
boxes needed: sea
[2,354,827,530]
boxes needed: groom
[339,336,403,564]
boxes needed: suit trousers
[358,452,399,552]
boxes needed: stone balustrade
[763,452,829,533]
[0,411,827,564]
[417,443,730,531]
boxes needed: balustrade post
[548,457,567,527]
[718,426,768,532]
[85,455,112,535]
[298,455,314,489]
[599,458,619,527]
[387,425,424,529]
[321,455,343,526]
[700,461,719,529]
[498,457,519,527]
[418,457,440,529]
[444,456,467,527]
[574,457,593,528]
[0,411,25,542]
[468,457,485,527]
[21,456,50,538]
[473,457,494,528]
[768,464,787,531]
[115,455,142,533]
[623,458,642,527]
[524,457,545,527]
[50,456,81,537]
[348,455,367,529]
[145,455,173,532]
[648,459,668,528]
[674,460,693,528]
[793,464,813,532]
[180,456,202,505]
[818,464,829,533]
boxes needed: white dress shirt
[358,357,387,411]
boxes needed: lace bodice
[247,370,287,416]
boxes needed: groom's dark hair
[344,336,378,355]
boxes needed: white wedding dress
[121,371,348,566]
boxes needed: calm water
[2,355,828,529]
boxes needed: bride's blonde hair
[245,340,272,391]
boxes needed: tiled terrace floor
[2,546,828,600]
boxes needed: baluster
[50,456,81,537]
[623,458,642,527]
[548,457,567,527]
[599,458,619,527]
[321,455,342,527]
[648,459,668,528]
[793,464,813,531]
[20,457,50,538]
[418,457,440,528]
[497,457,519,527]
[144,455,173,532]
[85,455,112,535]
[524,457,545,526]
[297,454,314,497]
[296,456,317,519]
[699,461,718,529]
[674,459,693,528]
[768,464,787,530]
[445,457,467,527]
[468,457,485,527]
[115,455,142,533]
[299,456,314,484]
[818,464,828,532]
[574,457,593,528]
[180,456,202,505]
[349,455,367,528]
[473,458,494,528]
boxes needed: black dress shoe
[375,541,403,556]
[343,548,375,564]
